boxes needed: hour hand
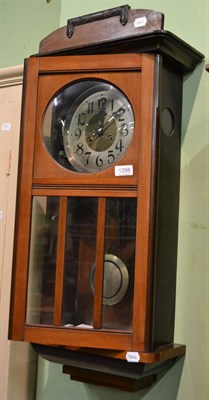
[98,108,106,128]
[89,104,125,145]
[86,109,107,145]
[97,108,107,136]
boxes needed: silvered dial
[63,84,134,173]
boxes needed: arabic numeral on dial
[118,107,125,121]
[115,139,124,153]
[75,143,84,155]
[121,123,129,137]
[74,128,81,140]
[77,112,86,126]
[84,152,91,165]
[98,97,107,110]
[96,154,103,167]
[98,97,114,112]
[107,150,115,164]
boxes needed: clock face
[63,82,134,172]
[42,80,135,173]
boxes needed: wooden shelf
[32,343,185,392]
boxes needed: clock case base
[32,343,185,392]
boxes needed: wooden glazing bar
[93,198,106,329]
[32,188,137,198]
[53,196,68,326]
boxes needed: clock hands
[87,104,126,145]
[98,107,106,128]
[99,103,126,135]
[62,82,134,172]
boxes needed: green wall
[0,0,61,68]
[2,0,209,399]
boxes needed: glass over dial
[42,80,135,173]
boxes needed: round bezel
[42,79,135,173]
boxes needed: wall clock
[9,5,204,392]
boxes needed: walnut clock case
[9,6,204,391]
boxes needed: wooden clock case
[9,6,204,391]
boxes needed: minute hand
[96,104,126,136]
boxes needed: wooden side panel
[131,53,156,351]
[152,57,183,348]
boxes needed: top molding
[37,7,204,72]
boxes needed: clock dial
[63,82,134,172]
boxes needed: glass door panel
[61,197,98,328]
[26,195,135,332]
[101,197,137,331]
[26,196,59,325]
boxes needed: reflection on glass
[61,197,98,328]
[26,196,59,325]
[26,195,136,332]
[42,80,109,172]
[102,198,137,331]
